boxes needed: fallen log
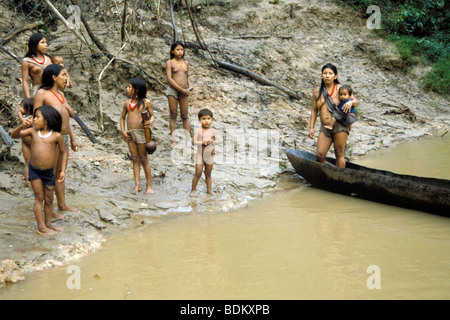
[0,45,21,63]
[69,0,114,59]
[213,59,300,100]
[0,125,15,146]
[73,113,97,144]
[228,35,294,40]
[182,6,297,99]
[0,20,48,45]
[43,0,93,51]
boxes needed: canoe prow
[285,149,450,217]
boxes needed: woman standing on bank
[308,63,358,168]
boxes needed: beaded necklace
[50,89,65,104]
[38,130,53,139]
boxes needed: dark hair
[198,108,213,119]
[34,105,62,133]
[170,41,185,59]
[129,77,147,110]
[25,33,46,58]
[40,64,64,90]
[339,84,353,96]
[318,63,340,100]
[21,98,34,116]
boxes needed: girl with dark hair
[309,63,358,168]
[21,33,53,98]
[165,41,194,147]
[11,105,67,235]
[21,33,72,98]
[120,77,155,194]
[34,64,79,216]
[129,77,148,110]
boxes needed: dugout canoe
[285,149,450,217]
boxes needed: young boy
[324,84,356,130]
[190,109,219,197]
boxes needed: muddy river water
[1,136,449,300]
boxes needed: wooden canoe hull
[285,149,450,217]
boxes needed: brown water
[1,136,449,300]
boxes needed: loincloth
[166,86,186,99]
[63,134,70,146]
[319,122,349,138]
[127,129,146,144]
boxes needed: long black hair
[21,98,34,116]
[25,33,46,58]
[129,77,147,110]
[40,64,64,90]
[170,41,185,59]
[318,63,340,100]
[34,105,62,133]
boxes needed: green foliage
[335,0,447,37]
[421,56,450,95]
[333,0,449,95]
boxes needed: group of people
[13,33,357,236]
[118,41,218,198]
[15,33,80,236]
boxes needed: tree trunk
[69,0,114,59]
[169,0,179,42]
[213,59,300,100]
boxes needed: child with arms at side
[120,77,155,194]
[190,108,219,197]
[166,41,194,147]
[11,105,67,235]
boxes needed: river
[1,135,449,300]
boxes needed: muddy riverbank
[0,0,448,287]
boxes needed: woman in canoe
[308,63,358,168]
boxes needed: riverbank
[1,136,449,300]
[0,0,448,288]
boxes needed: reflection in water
[0,136,449,299]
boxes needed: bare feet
[58,205,80,213]
[36,227,57,236]
[207,190,215,195]
[171,140,177,148]
[146,186,155,194]
[52,211,66,220]
[49,225,63,233]
[134,186,142,194]
[189,190,198,197]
